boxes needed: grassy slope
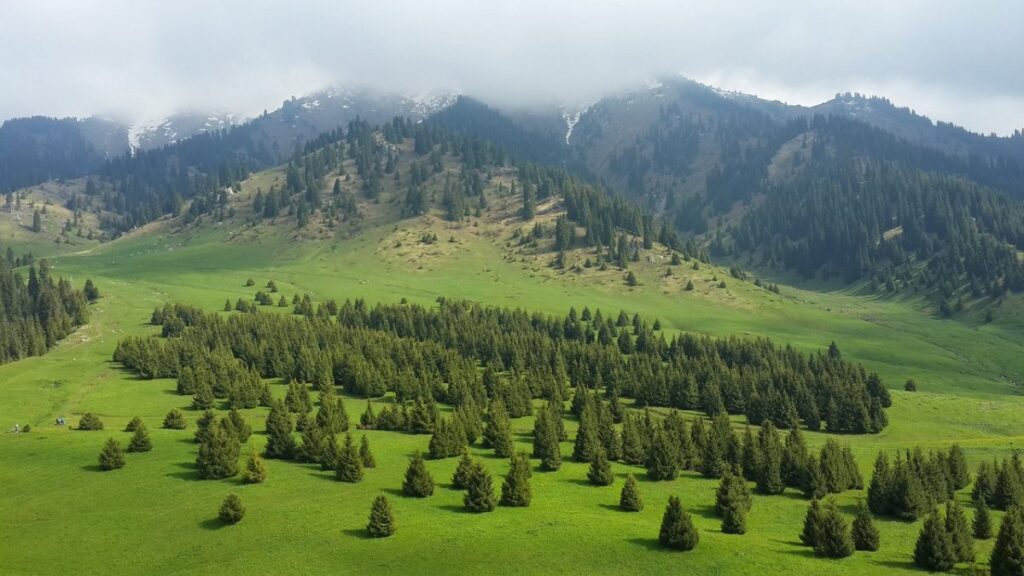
[1,157,1023,574]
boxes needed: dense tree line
[115,296,887,434]
[0,117,107,192]
[0,257,92,364]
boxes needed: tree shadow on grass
[599,503,628,512]
[564,478,595,487]
[381,487,405,498]
[779,548,818,559]
[871,559,926,572]
[769,537,807,548]
[167,461,199,481]
[437,503,473,514]
[626,537,669,552]
[80,464,104,472]
[691,504,719,521]
[199,518,224,531]
[342,527,373,540]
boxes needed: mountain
[0,116,123,192]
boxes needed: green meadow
[2,181,1024,575]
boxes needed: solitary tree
[79,412,104,431]
[163,408,187,430]
[851,500,880,551]
[402,452,434,498]
[125,416,144,432]
[127,423,152,453]
[367,494,395,538]
[243,451,267,484]
[359,435,376,468]
[463,462,496,513]
[620,474,643,512]
[659,496,699,551]
[219,494,245,525]
[98,438,125,470]
[500,452,532,507]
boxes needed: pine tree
[360,400,377,429]
[573,405,599,462]
[98,438,125,470]
[500,452,532,507]
[218,494,245,525]
[800,500,825,547]
[196,420,240,479]
[192,380,215,410]
[453,450,475,489]
[359,434,376,468]
[851,500,880,551]
[335,433,364,483]
[482,399,513,458]
[914,510,956,572]
[226,409,251,443]
[127,423,152,453]
[646,428,679,481]
[945,499,975,563]
[367,494,395,538]
[588,448,614,486]
[163,408,187,430]
[974,500,993,540]
[867,451,892,515]
[756,421,784,494]
[815,499,854,558]
[243,451,267,484]
[321,432,340,471]
[402,452,434,498]
[264,400,295,459]
[716,470,752,535]
[297,422,325,464]
[991,505,1024,576]
[659,496,699,551]
[125,416,143,432]
[463,462,496,513]
[620,474,643,511]
[194,409,215,445]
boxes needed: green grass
[2,173,1023,574]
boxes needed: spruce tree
[218,494,245,525]
[243,451,267,484]
[125,416,143,432]
[991,505,1024,576]
[588,448,614,486]
[321,432,340,471]
[226,409,251,443]
[573,405,599,462]
[974,500,993,540]
[945,499,975,563]
[800,500,825,547]
[815,499,854,558]
[127,423,152,453]
[196,420,240,479]
[367,494,395,538]
[359,434,376,468]
[482,399,513,458]
[78,412,104,431]
[914,510,956,572]
[716,470,752,535]
[98,437,125,470]
[500,452,532,507]
[297,422,325,464]
[620,474,643,512]
[646,428,679,481]
[163,408,187,430]
[360,400,377,429]
[452,450,474,489]
[867,451,892,515]
[194,409,215,445]
[335,433,364,483]
[851,500,880,551]
[403,452,434,498]
[463,462,496,513]
[192,380,215,410]
[264,400,295,459]
[756,421,784,494]
[659,496,699,551]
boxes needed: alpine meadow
[2,2,1024,575]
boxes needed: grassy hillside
[1,142,1024,575]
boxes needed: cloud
[1,0,1022,134]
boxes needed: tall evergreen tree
[367,494,396,538]
[851,500,880,552]
[463,462,496,513]
[945,499,975,563]
[800,500,825,547]
[974,500,993,540]
[620,474,643,511]
[588,448,614,486]
[335,433,364,483]
[573,405,600,462]
[196,419,240,479]
[127,422,152,453]
[659,496,699,551]
[500,452,532,507]
[914,510,956,572]
[815,499,855,558]
[452,449,474,489]
[482,399,513,458]
[359,434,376,468]
[716,469,752,535]
[991,505,1024,576]
[98,438,125,470]
[264,400,295,459]
[646,428,679,481]
[402,452,434,498]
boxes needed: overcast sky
[2,0,1022,135]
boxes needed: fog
[2,0,1021,134]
